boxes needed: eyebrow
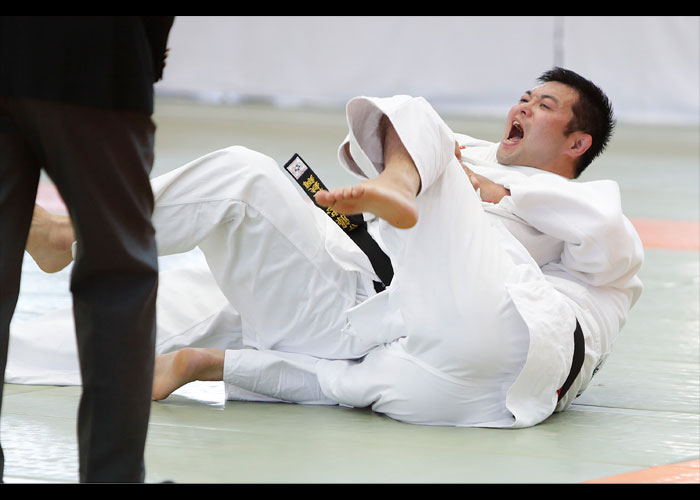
[525,90,560,105]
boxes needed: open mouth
[506,120,524,143]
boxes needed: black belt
[284,154,394,292]
[558,320,585,401]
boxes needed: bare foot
[25,205,75,273]
[152,348,225,401]
[315,174,419,229]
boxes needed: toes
[314,185,368,212]
[350,185,365,198]
[314,190,332,206]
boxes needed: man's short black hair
[538,67,615,178]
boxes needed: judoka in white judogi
[7,94,643,428]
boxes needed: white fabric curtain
[155,16,699,125]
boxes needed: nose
[517,100,533,117]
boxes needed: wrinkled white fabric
[7,95,643,429]
[447,134,643,411]
[7,265,235,386]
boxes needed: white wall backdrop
[156,16,700,125]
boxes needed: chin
[496,143,515,165]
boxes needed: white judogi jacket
[451,134,644,412]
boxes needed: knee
[216,146,278,176]
[194,146,282,192]
[154,146,283,204]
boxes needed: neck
[545,163,575,179]
[534,157,576,179]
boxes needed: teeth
[508,120,524,141]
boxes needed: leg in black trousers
[0,98,159,482]
[0,107,42,482]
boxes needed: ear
[567,132,592,158]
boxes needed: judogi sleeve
[498,174,644,299]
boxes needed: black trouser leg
[2,98,159,482]
[0,106,42,482]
